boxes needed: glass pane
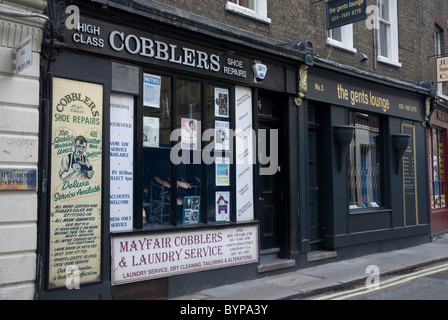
[429,141,434,181]
[435,181,441,208]
[258,96,273,117]
[142,150,172,226]
[177,79,202,150]
[435,30,442,56]
[205,85,232,222]
[433,129,438,155]
[175,79,203,224]
[331,27,343,42]
[379,23,389,57]
[379,0,389,21]
[176,155,202,225]
[430,182,435,208]
[441,183,446,207]
[440,154,445,181]
[348,112,382,209]
[308,105,315,123]
[235,0,255,9]
[429,128,447,209]
[434,155,439,181]
[143,74,172,148]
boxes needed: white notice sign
[14,35,32,74]
[110,94,134,232]
[235,86,254,221]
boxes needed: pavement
[172,234,448,300]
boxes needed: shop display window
[141,72,232,227]
[348,112,383,209]
[429,127,446,209]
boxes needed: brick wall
[152,0,448,91]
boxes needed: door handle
[259,197,264,202]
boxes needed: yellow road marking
[314,262,448,300]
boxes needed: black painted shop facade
[36,1,432,299]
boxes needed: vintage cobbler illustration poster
[182,196,201,224]
[48,77,103,288]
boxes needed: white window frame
[377,0,401,67]
[226,0,271,24]
[326,24,357,53]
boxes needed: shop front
[300,65,431,257]
[427,99,448,238]
[36,3,300,299]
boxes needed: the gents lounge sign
[66,17,252,83]
[48,78,103,289]
[326,0,367,30]
[307,72,424,121]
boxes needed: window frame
[137,69,236,229]
[326,24,357,53]
[348,111,386,212]
[376,0,402,67]
[226,0,271,24]
[435,27,448,98]
[429,126,447,210]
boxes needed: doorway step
[257,248,296,273]
[307,250,337,262]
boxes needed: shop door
[257,92,285,252]
[308,128,322,250]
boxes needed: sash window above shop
[327,24,357,53]
[348,112,383,210]
[226,0,271,23]
[141,72,233,227]
[229,0,255,10]
[377,0,401,67]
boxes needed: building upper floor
[112,0,447,97]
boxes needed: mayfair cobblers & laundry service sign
[112,225,258,285]
[66,16,252,83]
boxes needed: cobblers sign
[66,17,252,83]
